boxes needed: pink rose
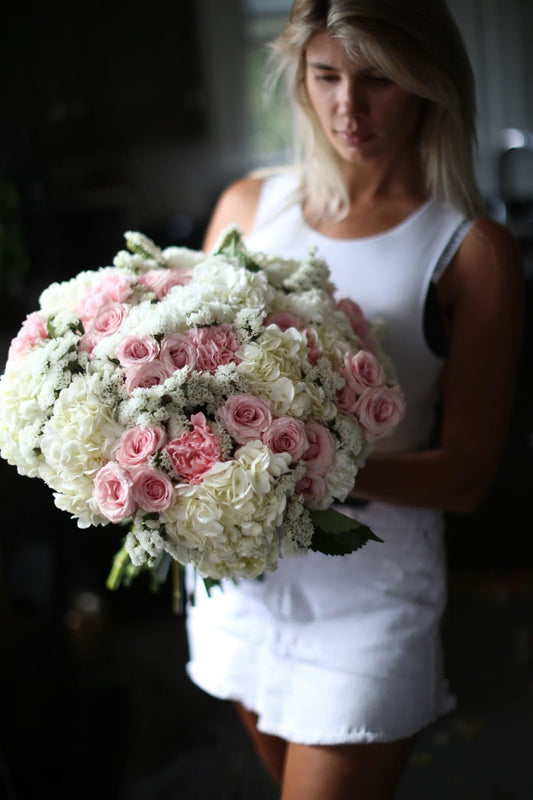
[160,331,197,373]
[165,412,221,484]
[114,425,167,466]
[8,312,49,361]
[264,311,305,331]
[90,302,129,339]
[355,385,405,441]
[94,462,136,523]
[79,302,130,356]
[345,350,385,394]
[116,334,160,366]
[296,473,327,508]
[130,465,175,511]
[305,327,322,366]
[125,361,171,393]
[262,416,309,462]
[337,298,371,347]
[193,324,241,374]
[335,375,358,414]
[302,421,336,476]
[138,269,192,299]
[217,394,273,444]
[76,275,132,324]
[78,331,99,359]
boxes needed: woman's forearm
[349,446,497,513]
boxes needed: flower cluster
[0,228,404,580]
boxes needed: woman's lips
[337,130,374,145]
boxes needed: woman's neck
[341,146,426,208]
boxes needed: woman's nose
[338,78,368,117]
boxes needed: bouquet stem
[172,561,183,615]
[106,542,139,591]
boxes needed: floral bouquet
[0,228,404,587]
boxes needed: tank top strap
[430,216,476,285]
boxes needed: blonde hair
[266,0,485,223]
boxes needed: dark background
[1,2,532,798]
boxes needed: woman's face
[304,32,424,168]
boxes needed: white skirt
[185,501,456,745]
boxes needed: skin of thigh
[235,703,287,786]
[236,702,417,799]
[280,737,417,800]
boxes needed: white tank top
[245,173,474,453]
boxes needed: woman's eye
[366,73,392,86]
[315,73,339,83]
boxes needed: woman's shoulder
[202,169,301,252]
[202,177,264,252]
[443,214,524,312]
[458,216,523,280]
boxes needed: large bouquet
[0,229,404,582]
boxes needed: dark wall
[1,0,209,328]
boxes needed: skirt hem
[186,662,457,746]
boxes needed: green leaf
[214,227,261,272]
[46,317,56,338]
[309,508,383,556]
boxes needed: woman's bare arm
[351,219,525,513]
[202,177,263,253]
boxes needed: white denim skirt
[185,501,456,745]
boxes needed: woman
[186,1,524,798]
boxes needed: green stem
[106,544,132,591]
[172,561,182,615]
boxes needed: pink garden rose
[114,425,167,466]
[262,416,309,462]
[8,312,49,361]
[302,421,337,476]
[354,385,405,441]
[90,302,130,337]
[335,376,358,415]
[94,462,136,523]
[125,361,171,393]
[137,268,192,299]
[217,394,273,444]
[337,298,371,348]
[305,327,322,366]
[80,302,130,356]
[76,274,132,325]
[116,334,160,366]
[130,464,175,511]
[296,473,327,507]
[159,331,197,373]
[192,325,241,374]
[166,412,221,484]
[345,350,385,394]
[264,311,305,331]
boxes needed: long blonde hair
[265,0,485,223]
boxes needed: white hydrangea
[161,245,206,271]
[238,327,309,385]
[323,449,360,508]
[39,375,125,527]
[151,442,292,579]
